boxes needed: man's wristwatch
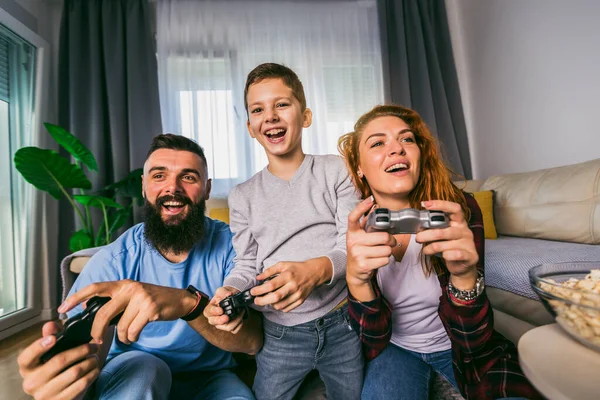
[448,270,485,302]
[181,285,210,321]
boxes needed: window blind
[0,35,9,103]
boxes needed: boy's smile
[246,78,312,161]
[264,128,286,143]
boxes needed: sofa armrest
[70,256,92,274]
[60,247,103,303]
[453,179,486,193]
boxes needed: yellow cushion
[209,208,230,224]
[471,191,498,239]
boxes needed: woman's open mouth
[385,162,409,175]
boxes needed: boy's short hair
[146,134,208,171]
[244,63,307,112]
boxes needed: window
[0,8,48,340]
[0,22,36,320]
[179,89,239,180]
[156,0,384,197]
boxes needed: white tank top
[376,235,451,353]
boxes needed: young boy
[208,63,363,400]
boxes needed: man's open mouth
[158,195,191,216]
[162,201,186,215]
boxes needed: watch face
[475,276,485,296]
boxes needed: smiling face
[246,78,312,161]
[357,115,421,208]
[142,148,211,224]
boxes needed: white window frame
[0,7,50,340]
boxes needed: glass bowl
[529,262,600,352]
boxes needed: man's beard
[143,193,206,255]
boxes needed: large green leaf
[105,168,144,199]
[95,208,131,246]
[14,147,92,199]
[69,229,93,252]
[108,208,131,235]
[44,122,98,171]
[74,195,124,209]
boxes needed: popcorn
[538,269,600,347]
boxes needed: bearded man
[18,134,262,400]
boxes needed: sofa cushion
[485,236,600,300]
[453,179,486,193]
[487,287,553,328]
[209,208,230,224]
[70,256,92,274]
[471,190,498,239]
[480,158,600,244]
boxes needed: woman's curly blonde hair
[338,104,469,275]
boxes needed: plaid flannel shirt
[348,193,542,399]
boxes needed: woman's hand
[346,197,397,301]
[417,200,479,289]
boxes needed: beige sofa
[68,158,600,346]
[459,158,600,343]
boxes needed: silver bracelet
[448,270,484,301]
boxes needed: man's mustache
[156,193,192,207]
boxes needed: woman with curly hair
[338,105,540,400]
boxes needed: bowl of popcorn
[529,262,600,352]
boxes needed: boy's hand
[18,321,100,400]
[204,286,246,333]
[252,257,330,312]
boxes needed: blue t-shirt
[66,217,237,373]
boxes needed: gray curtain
[57,0,161,301]
[378,0,472,179]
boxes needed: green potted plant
[13,123,144,252]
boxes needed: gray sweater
[223,154,359,326]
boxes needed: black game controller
[219,276,278,320]
[41,296,122,363]
[365,208,450,234]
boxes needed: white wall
[446,0,600,179]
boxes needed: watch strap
[181,285,209,321]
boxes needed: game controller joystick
[365,208,450,234]
[41,296,122,363]
[219,276,277,320]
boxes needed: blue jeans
[254,305,363,400]
[362,343,457,400]
[94,350,254,400]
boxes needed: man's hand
[18,321,100,400]
[417,200,479,289]
[59,280,197,345]
[252,256,332,312]
[345,197,396,302]
[204,286,245,333]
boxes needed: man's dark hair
[146,134,208,170]
[244,63,307,113]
